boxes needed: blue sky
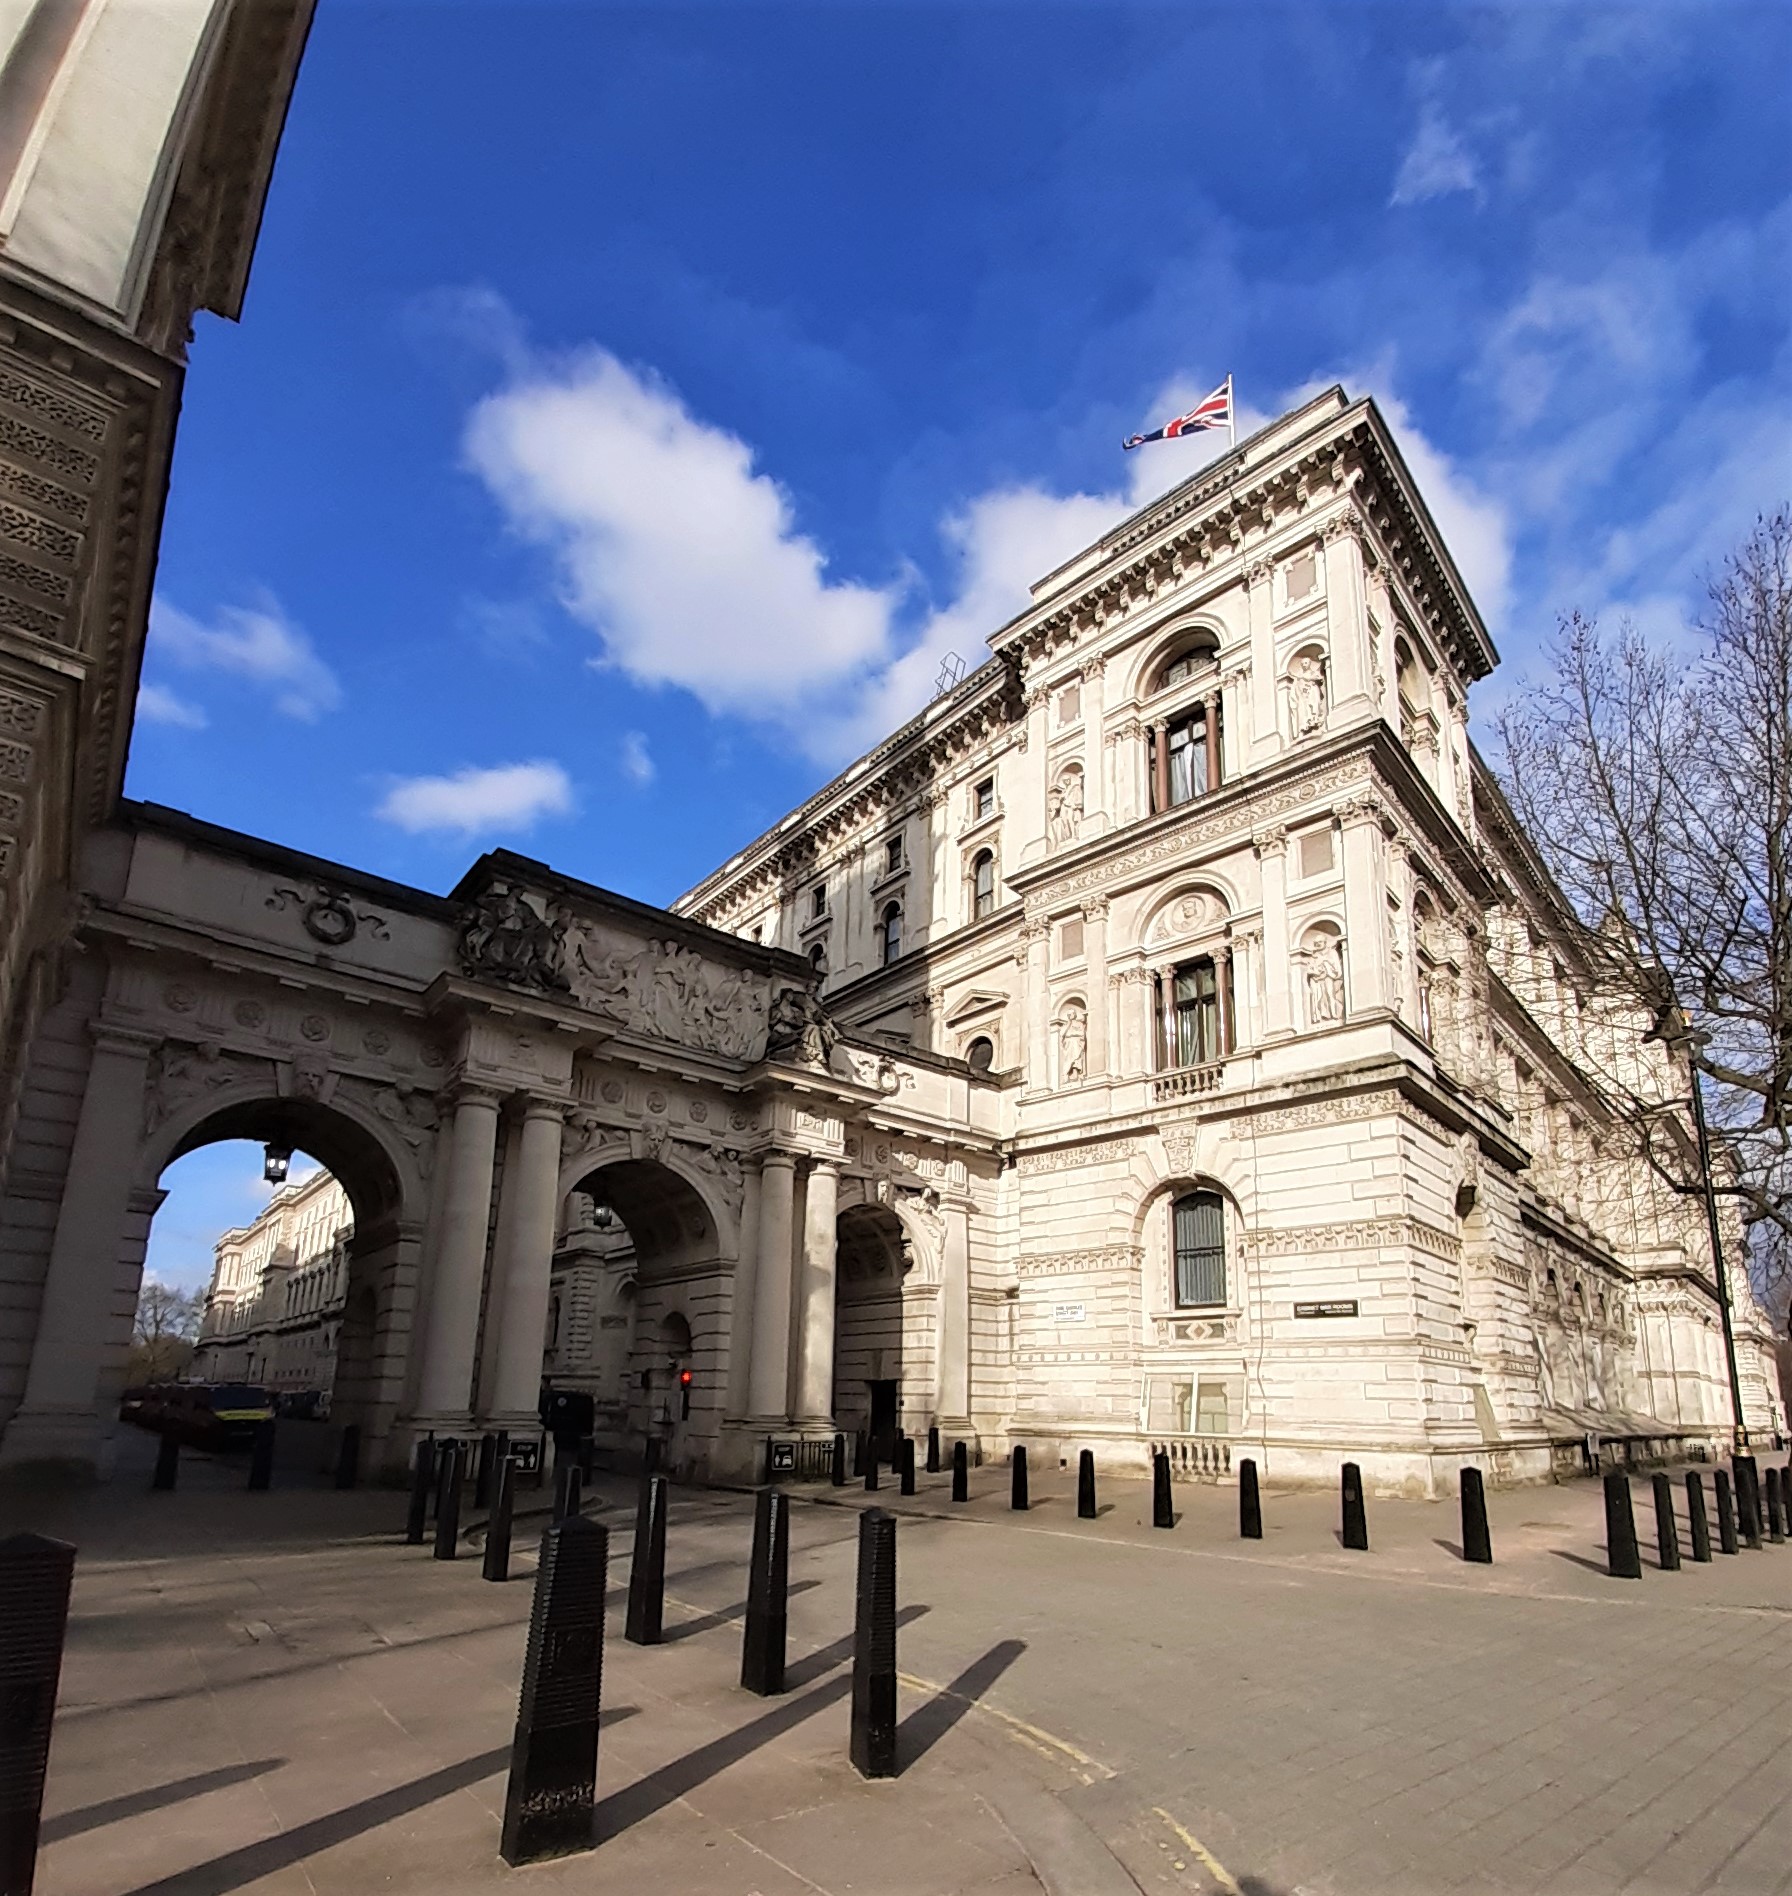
[137,1,1792,1290]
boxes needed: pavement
[3,1426,1790,1896]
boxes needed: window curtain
[1167,718,1206,807]
[1173,962,1220,1066]
[1173,1191,1226,1306]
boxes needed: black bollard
[483,1457,516,1582]
[926,1426,941,1474]
[1603,1469,1642,1578]
[1651,1472,1681,1571]
[1152,1450,1174,1529]
[499,1515,607,1866]
[1077,1448,1097,1520]
[1766,1466,1786,1543]
[0,1532,77,1896]
[852,1429,866,1478]
[849,1509,897,1779]
[1734,1455,1763,1550]
[831,1432,846,1487]
[433,1441,464,1560]
[553,1458,581,1524]
[151,1431,179,1492]
[1239,1457,1262,1539]
[1341,1462,1368,1551]
[1715,1467,1739,1554]
[1460,1466,1492,1565]
[334,1423,360,1492]
[625,1474,668,1645]
[763,1436,777,1486]
[863,1443,879,1492]
[405,1437,435,1545]
[1686,1471,1712,1562]
[899,1436,916,1497]
[247,1418,276,1491]
[951,1439,968,1503]
[740,1487,789,1696]
[1010,1444,1029,1511]
[474,1432,497,1510]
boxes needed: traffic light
[679,1367,693,1420]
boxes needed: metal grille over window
[1173,1190,1226,1307]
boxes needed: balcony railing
[1149,1435,1233,1482]
[1153,1060,1225,1103]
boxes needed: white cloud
[149,594,341,721]
[466,349,896,724]
[135,682,207,730]
[1391,102,1482,207]
[619,730,655,785]
[374,760,574,839]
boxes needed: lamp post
[1688,1070,1750,1452]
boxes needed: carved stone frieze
[334,1073,441,1179]
[1016,1138,1141,1174]
[142,1039,272,1137]
[1017,1245,1141,1278]
[569,926,769,1061]
[268,881,391,948]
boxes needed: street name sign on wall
[1294,1300,1360,1319]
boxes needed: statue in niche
[1288,650,1327,737]
[458,882,570,993]
[1047,768,1083,847]
[1057,1001,1088,1083]
[1304,934,1345,1024]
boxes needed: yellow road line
[1153,1807,1243,1896]
[895,1669,1115,1779]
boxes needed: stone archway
[834,1201,917,1460]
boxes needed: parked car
[147,1382,274,1449]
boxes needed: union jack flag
[1123,376,1233,450]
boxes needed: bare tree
[1494,510,1792,1321]
[129,1278,205,1384]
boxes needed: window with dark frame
[811,883,827,919]
[885,835,904,875]
[1172,1190,1227,1307]
[965,1035,995,1072]
[880,902,903,966]
[809,941,826,973]
[974,777,995,821]
[972,849,995,920]
[1171,958,1222,1067]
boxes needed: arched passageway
[834,1202,913,1462]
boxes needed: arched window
[880,902,903,967]
[808,941,827,974]
[965,1035,995,1073]
[972,849,995,920]
[1172,1189,1227,1307]
[1155,634,1218,693]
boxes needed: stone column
[724,1162,762,1419]
[1204,693,1221,792]
[936,1198,971,1426]
[1151,721,1169,814]
[1083,898,1109,1077]
[484,1098,567,1430]
[1079,657,1105,822]
[1217,944,1236,1055]
[1245,559,1277,753]
[415,1084,503,1429]
[0,1027,156,1472]
[1255,828,1293,1038]
[1322,515,1369,706]
[748,1151,797,1420]
[793,1159,840,1427]
[1340,798,1389,1016]
[1022,918,1051,1094]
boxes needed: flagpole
[1226,374,1236,449]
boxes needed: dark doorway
[869,1380,898,1463]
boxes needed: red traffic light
[679,1368,692,1386]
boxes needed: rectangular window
[884,835,904,875]
[1167,717,1207,807]
[1060,916,1084,961]
[974,777,995,821]
[1173,1193,1227,1307]
[811,884,827,919]
[1172,960,1220,1067]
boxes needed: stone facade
[189,1168,351,1399]
[0,387,1778,1494]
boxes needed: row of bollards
[143,1416,363,1496]
[1598,1460,1788,1578]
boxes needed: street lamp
[263,1141,292,1186]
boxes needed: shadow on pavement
[784,1602,929,1690]
[1549,1549,1615,1577]
[1433,1538,1464,1560]
[898,1638,1027,1771]
[42,1758,285,1844]
[663,1578,822,1642]
[593,1675,853,1842]
[118,1745,513,1896]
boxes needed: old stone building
[189,1167,351,1398]
[0,373,1778,1488]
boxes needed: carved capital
[1252,826,1288,857]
